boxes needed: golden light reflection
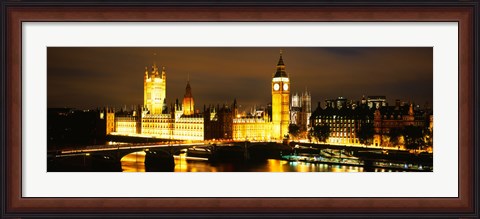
[331,166,343,172]
[121,152,388,172]
[267,159,285,172]
[297,162,309,172]
[174,153,188,172]
[121,151,146,172]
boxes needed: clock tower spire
[272,50,290,140]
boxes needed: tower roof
[182,78,195,116]
[277,53,285,66]
[184,80,193,98]
[273,50,288,78]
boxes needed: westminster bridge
[47,140,432,172]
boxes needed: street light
[83,153,90,168]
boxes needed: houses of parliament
[105,51,307,141]
[101,50,431,147]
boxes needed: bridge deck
[56,142,207,155]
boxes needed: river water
[121,151,400,172]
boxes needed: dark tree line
[403,125,426,150]
[356,123,374,145]
[302,121,431,151]
[288,124,300,139]
[308,124,331,143]
[362,124,430,150]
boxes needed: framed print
[1,0,478,218]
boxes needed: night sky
[47,47,433,112]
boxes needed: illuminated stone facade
[182,80,195,116]
[141,114,174,138]
[311,97,432,146]
[372,102,429,146]
[204,104,234,140]
[271,51,290,139]
[105,107,115,135]
[144,64,167,115]
[230,51,291,141]
[311,101,370,145]
[174,115,204,141]
[114,114,141,136]
[290,91,311,132]
[233,111,272,141]
[110,52,298,142]
[110,63,205,141]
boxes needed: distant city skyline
[47,47,433,111]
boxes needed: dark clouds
[47,47,433,111]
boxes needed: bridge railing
[55,140,209,154]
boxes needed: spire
[185,79,192,97]
[277,49,285,66]
[184,74,192,97]
[151,52,159,77]
[161,66,166,79]
[408,103,414,116]
[273,49,288,78]
[182,77,194,116]
[154,63,159,77]
[152,52,157,68]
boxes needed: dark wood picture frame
[1,1,478,218]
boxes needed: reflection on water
[120,151,146,172]
[121,152,391,172]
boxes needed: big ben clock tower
[272,50,290,140]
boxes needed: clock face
[283,83,289,91]
[273,83,280,91]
